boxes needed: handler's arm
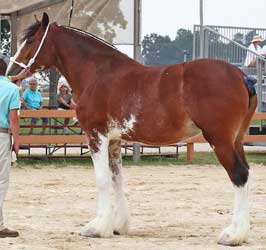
[8,69,30,82]
[10,109,20,155]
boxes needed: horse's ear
[41,12,49,27]
[34,14,40,23]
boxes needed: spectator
[0,58,28,237]
[21,77,48,135]
[244,35,263,67]
[57,82,73,110]
[260,41,266,58]
[57,81,78,133]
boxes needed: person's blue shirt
[22,88,43,110]
[0,76,20,129]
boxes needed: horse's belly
[123,118,201,145]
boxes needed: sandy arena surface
[1,164,266,250]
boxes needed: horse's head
[7,13,55,76]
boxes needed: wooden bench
[19,110,86,144]
[19,110,87,158]
[18,110,184,158]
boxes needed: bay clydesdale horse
[7,13,257,246]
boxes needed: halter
[10,23,50,70]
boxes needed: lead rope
[68,0,75,26]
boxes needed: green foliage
[17,158,93,167]
[17,151,266,167]
[0,19,11,55]
[141,27,264,66]
[142,29,193,65]
[19,117,82,135]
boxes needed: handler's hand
[16,69,31,80]
[12,142,19,156]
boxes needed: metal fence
[193,25,266,112]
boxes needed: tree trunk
[48,68,60,108]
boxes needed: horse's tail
[235,76,258,144]
[244,75,257,99]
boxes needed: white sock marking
[218,178,250,246]
[82,133,113,237]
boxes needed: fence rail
[193,24,266,63]
[193,24,266,112]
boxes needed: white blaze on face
[6,40,27,76]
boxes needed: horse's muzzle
[6,64,22,76]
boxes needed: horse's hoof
[80,229,100,238]
[113,213,130,236]
[218,225,248,246]
[113,222,129,236]
[80,217,114,238]
[80,227,113,238]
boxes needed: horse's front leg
[81,133,114,238]
[109,140,129,235]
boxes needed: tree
[233,32,244,45]
[142,29,194,66]
[173,29,193,62]
[74,0,128,44]
[245,30,257,46]
[0,19,11,55]
[142,33,173,65]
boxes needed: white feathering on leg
[218,178,250,246]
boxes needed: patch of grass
[122,152,219,166]
[246,152,266,165]
[17,157,93,168]
[19,117,81,135]
[17,152,216,167]
[17,151,266,167]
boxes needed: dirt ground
[1,164,266,250]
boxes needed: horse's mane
[21,21,117,51]
[62,26,117,50]
[21,21,42,42]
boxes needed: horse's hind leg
[109,140,129,235]
[203,134,250,246]
[81,134,114,238]
[217,96,257,245]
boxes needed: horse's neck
[52,27,137,97]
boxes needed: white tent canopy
[0,0,45,14]
[0,0,137,55]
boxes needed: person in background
[56,81,78,134]
[21,77,48,135]
[57,82,73,110]
[0,58,29,238]
[244,35,263,67]
[260,41,266,58]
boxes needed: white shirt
[244,43,262,66]
[261,45,266,56]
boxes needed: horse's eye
[26,39,34,45]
